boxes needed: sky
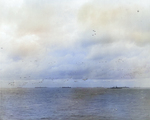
[1,0,150,87]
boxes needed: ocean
[0,88,149,120]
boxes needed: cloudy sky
[1,0,150,87]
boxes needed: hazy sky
[1,0,150,87]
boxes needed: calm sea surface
[0,88,150,120]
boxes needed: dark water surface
[0,88,150,120]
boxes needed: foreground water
[0,88,150,120]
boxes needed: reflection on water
[0,88,150,120]
[71,88,106,99]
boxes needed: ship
[62,87,71,88]
[35,87,47,88]
[108,86,129,89]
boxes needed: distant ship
[62,87,71,88]
[35,87,47,88]
[109,86,129,89]
[110,87,122,89]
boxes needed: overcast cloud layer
[1,0,150,87]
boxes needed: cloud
[0,0,80,59]
[1,0,150,88]
[77,1,150,46]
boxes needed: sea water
[0,88,149,120]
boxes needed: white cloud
[1,0,150,87]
